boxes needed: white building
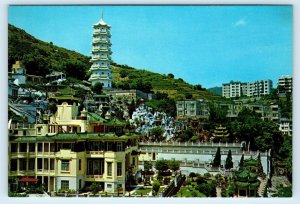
[278,75,292,94]
[222,80,272,98]
[88,15,113,88]
[279,118,292,136]
[247,80,273,97]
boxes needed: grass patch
[176,186,206,197]
[132,187,152,196]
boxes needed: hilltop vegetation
[8,23,221,100]
[8,24,90,80]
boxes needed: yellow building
[8,95,139,194]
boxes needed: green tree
[90,182,100,195]
[144,161,153,175]
[168,160,180,172]
[189,172,197,181]
[116,185,123,196]
[272,185,292,197]
[48,102,57,114]
[212,147,221,167]
[152,180,160,196]
[150,127,164,142]
[91,82,103,95]
[225,149,233,170]
[119,70,128,78]
[167,73,174,79]
[155,160,169,175]
[239,154,244,169]
[185,93,193,99]
[208,103,228,127]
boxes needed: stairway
[257,178,268,197]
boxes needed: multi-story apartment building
[176,100,279,122]
[247,80,273,97]
[8,95,139,194]
[222,79,273,98]
[222,81,246,98]
[278,75,292,94]
[176,99,209,119]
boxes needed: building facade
[8,96,139,194]
[176,99,279,122]
[222,80,273,98]
[88,15,113,88]
[278,75,292,95]
[279,118,292,136]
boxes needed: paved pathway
[124,185,143,196]
[257,178,268,197]
[216,187,222,197]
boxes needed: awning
[18,177,39,182]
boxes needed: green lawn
[132,187,152,196]
[157,186,166,195]
[176,186,206,197]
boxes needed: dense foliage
[225,149,233,170]
[8,24,90,79]
[212,147,221,167]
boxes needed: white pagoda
[88,14,113,88]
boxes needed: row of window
[61,159,122,176]
[10,158,55,171]
[10,143,55,153]
[11,141,126,153]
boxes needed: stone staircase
[257,178,268,197]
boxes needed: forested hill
[8,24,222,100]
[8,24,90,80]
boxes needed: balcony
[86,151,105,157]
[85,175,104,182]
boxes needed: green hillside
[208,86,222,96]
[8,24,222,100]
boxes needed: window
[107,142,113,151]
[117,162,122,176]
[19,159,26,171]
[44,158,48,170]
[61,180,69,190]
[61,160,70,171]
[11,143,18,153]
[19,143,27,152]
[29,143,35,152]
[28,159,35,170]
[79,179,82,189]
[117,142,123,152]
[44,143,49,152]
[50,159,55,170]
[38,143,43,152]
[50,143,55,152]
[79,159,82,171]
[132,158,135,166]
[107,162,112,176]
[37,158,43,170]
[107,184,112,189]
[10,159,17,171]
[37,127,42,134]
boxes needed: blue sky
[8,5,292,88]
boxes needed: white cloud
[233,19,247,27]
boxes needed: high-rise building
[88,14,113,88]
[278,75,292,94]
[222,80,272,98]
[247,80,273,97]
